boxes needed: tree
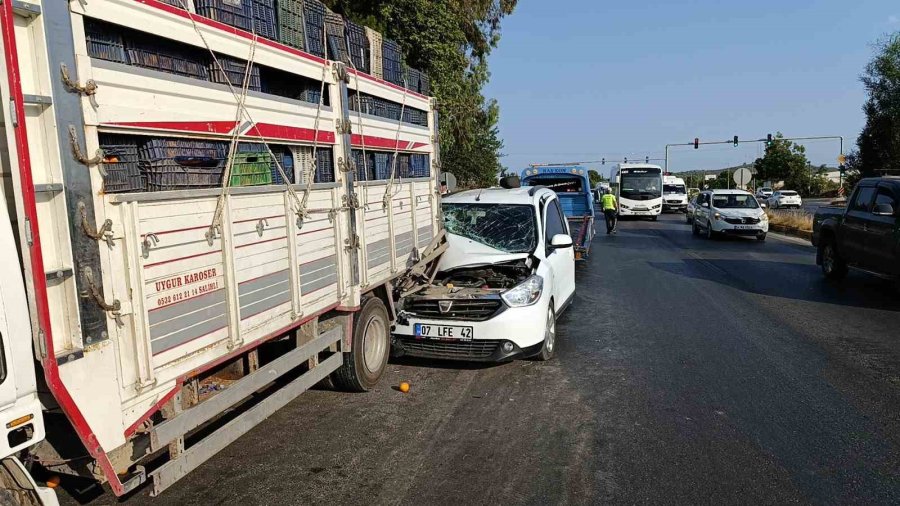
[588,170,605,187]
[326,0,517,186]
[857,33,900,177]
[753,133,813,194]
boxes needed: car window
[874,187,897,213]
[544,198,567,242]
[850,187,876,212]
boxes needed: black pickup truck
[812,177,900,280]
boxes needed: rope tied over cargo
[345,43,371,210]
[382,84,410,209]
[60,63,98,96]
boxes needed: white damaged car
[392,186,576,362]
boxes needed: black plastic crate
[409,154,429,177]
[381,38,403,85]
[397,154,411,179]
[302,86,322,105]
[385,101,402,121]
[372,98,390,119]
[99,134,144,193]
[84,20,127,63]
[141,138,227,161]
[345,20,369,73]
[126,37,210,80]
[143,158,225,191]
[324,12,348,62]
[195,0,252,32]
[373,152,393,180]
[250,0,277,40]
[303,0,326,58]
[352,149,375,181]
[314,147,334,183]
[277,0,305,50]
[209,56,261,91]
[419,72,431,95]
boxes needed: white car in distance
[693,189,770,241]
[393,186,576,362]
[768,190,803,209]
[756,187,774,199]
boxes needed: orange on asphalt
[399,381,410,393]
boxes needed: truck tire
[819,239,848,280]
[332,297,390,392]
[534,302,556,361]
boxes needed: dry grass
[766,209,813,232]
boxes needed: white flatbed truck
[0,0,444,500]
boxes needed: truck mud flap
[148,326,343,496]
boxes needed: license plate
[734,225,758,230]
[633,211,650,215]
[414,323,474,341]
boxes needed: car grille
[398,338,501,360]
[724,217,760,225]
[404,298,503,321]
[667,200,683,204]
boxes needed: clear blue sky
[484,1,899,178]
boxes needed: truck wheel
[535,302,556,361]
[820,240,848,280]
[332,297,390,392]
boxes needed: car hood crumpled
[438,233,530,271]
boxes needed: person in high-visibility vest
[601,188,618,234]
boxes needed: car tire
[820,239,848,280]
[650,215,658,222]
[757,233,767,241]
[535,302,557,361]
[332,296,390,392]
[692,220,700,236]
[705,220,715,239]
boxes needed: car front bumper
[393,297,549,362]
[710,219,769,235]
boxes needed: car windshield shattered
[442,203,537,253]
[713,194,760,209]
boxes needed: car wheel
[650,215,658,222]
[757,233,767,241]
[692,220,700,236]
[820,240,848,280]
[332,296,390,392]
[705,220,715,239]
[535,302,556,361]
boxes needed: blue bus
[520,165,595,260]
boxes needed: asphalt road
[59,213,900,505]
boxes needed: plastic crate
[381,38,403,85]
[403,66,420,93]
[277,0,306,51]
[303,0,326,58]
[292,146,314,184]
[209,56,261,91]
[397,154,411,179]
[366,27,383,79]
[250,0,277,40]
[314,148,334,183]
[143,158,225,191]
[352,149,375,181]
[195,0,252,32]
[302,85,322,105]
[385,101,402,121]
[419,72,431,95]
[238,143,294,184]
[373,153,393,180]
[324,11,348,63]
[409,154,429,177]
[99,134,144,193]
[126,37,210,80]
[141,138,227,161]
[84,20,127,64]
[372,98,390,119]
[345,20,369,73]
[229,151,273,186]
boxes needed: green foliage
[753,133,814,193]
[857,33,900,176]
[326,0,516,186]
[588,170,606,187]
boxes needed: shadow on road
[649,259,900,312]
[388,355,509,371]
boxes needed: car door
[841,185,877,264]
[866,184,899,275]
[543,197,575,310]
[698,192,712,227]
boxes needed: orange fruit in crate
[46,475,61,488]
[399,381,410,393]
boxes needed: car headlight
[714,212,724,221]
[651,203,661,209]
[501,275,543,307]
[760,213,768,222]
[620,203,630,210]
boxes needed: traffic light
[733,135,739,147]
[766,133,773,146]
[645,156,649,163]
[601,158,605,165]
[694,138,699,149]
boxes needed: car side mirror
[701,202,709,208]
[873,203,895,216]
[550,234,573,249]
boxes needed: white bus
[613,164,664,220]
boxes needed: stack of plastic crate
[84,19,127,64]
[291,146,314,184]
[276,147,295,184]
[419,72,431,95]
[381,38,403,85]
[345,20,369,73]
[209,55,261,91]
[250,0,277,40]
[237,143,292,184]
[140,138,227,191]
[324,11,348,63]
[409,154,429,178]
[402,109,426,127]
[195,0,252,32]
[397,154,411,179]
[126,35,210,80]
[366,27,383,79]
[373,153,394,180]
[385,102,402,121]
[352,149,375,181]
[403,66,421,93]
[229,150,273,187]
[301,83,322,105]
[277,0,305,51]
[99,134,144,193]
[303,0,326,58]
[314,147,334,183]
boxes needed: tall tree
[326,0,516,185]
[753,133,812,193]
[857,33,900,176]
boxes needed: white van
[663,175,688,212]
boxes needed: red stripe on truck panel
[351,134,428,151]
[0,3,127,496]
[105,120,239,135]
[244,123,335,144]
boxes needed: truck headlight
[501,275,543,307]
[651,203,661,209]
[620,203,630,210]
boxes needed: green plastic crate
[229,152,273,186]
